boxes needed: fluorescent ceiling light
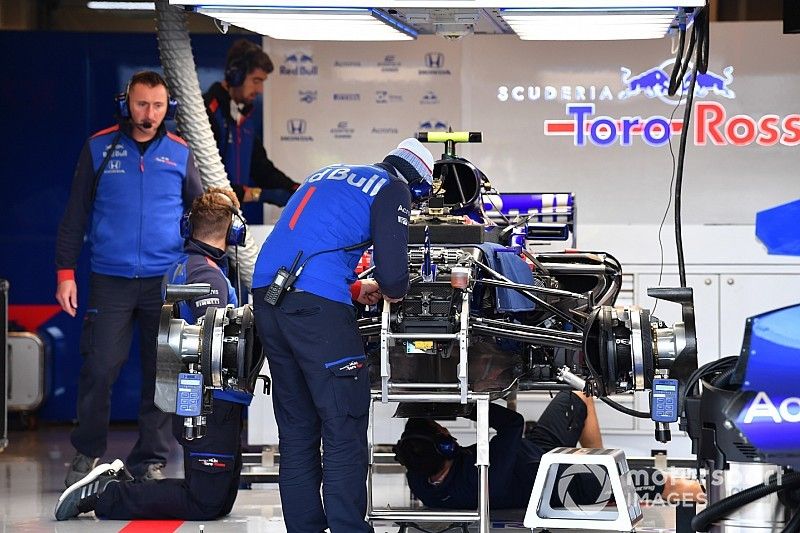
[195,7,417,40]
[88,1,155,9]
[173,1,703,7]
[501,8,680,40]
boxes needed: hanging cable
[600,396,651,419]
[671,4,709,287]
[653,87,686,315]
[667,10,688,96]
[696,4,710,74]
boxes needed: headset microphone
[141,120,153,129]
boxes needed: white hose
[154,0,257,290]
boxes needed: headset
[180,193,247,247]
[225,44,261,87]
[379,159,434,204]
[115,75,178,121]
[393,431,458,464]
[409,178,434,203]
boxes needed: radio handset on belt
[263,251,302,306]
[263,240,372,306]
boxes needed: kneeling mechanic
[55,189,256,521]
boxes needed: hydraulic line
[154,0,258,289]
[692,472,800,532]
[782,508,800,533]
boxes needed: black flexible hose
[673,54,698,289]
[667,26,688,95]
[680,356,738,411]
[692,472,800,532]
[697,5,710,73]
[600,396,651,419]
[783,509,800,533]
[671,4,709,288]
[711,367,735,387]
[667,16,697,97]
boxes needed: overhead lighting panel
[500,8,684,40]
[88,1,155,8]
[194,6,418,40]
[172,1,704,7]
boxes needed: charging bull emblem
[618,59,736,105]
[683,66,735,99]
[618,67,670,99]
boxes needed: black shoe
[64,452,99,488]
[54,459,124,520]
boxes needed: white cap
[387,138,434,185]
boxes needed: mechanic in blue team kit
[204,39,300,224]
[252,138,436,532]
[55,189,256,521]
[395,395,705,510]
[55,71,203,487]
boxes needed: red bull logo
[618,59,736,105]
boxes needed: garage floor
[0,425,686,532]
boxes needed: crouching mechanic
[55,189,253,521]
[394,392,705,511]
[252,138,435,533]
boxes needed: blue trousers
[95,399,243,520]
[253,289,373,533]
[71,273,172,477]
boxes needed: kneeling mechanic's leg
[95,401,244,520]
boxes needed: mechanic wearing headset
[204,39,300,224]
[252,138,436,533]
[56,71,203,487]
[55,188,256,521]
[395,393,705,510]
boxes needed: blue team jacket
[164,240,252,406]
[253,163,412,305]
[87,125,199,277]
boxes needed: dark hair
[393,418,447,477]
[128,70,170,96]
[189,188,239,241]
[227,39,274,75]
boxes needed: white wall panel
[262,22,800,226]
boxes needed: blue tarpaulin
[756,199,800,256]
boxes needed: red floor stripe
[118,520,184,533]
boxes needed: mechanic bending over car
[55,189,255,521]
[395,392,705,510]
[252,138,435,533]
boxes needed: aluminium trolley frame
[367,295,496,533]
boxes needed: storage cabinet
[637,273,800,365]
